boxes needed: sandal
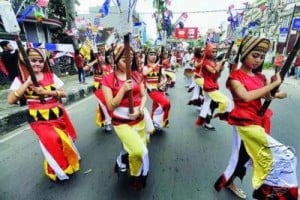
[227,184,247,199]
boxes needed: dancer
[102,44,149,189]
[214,35,298,199]
[7,48,80,181]
[143,48,171,131]
[195,43,233,130]
[187,47,204,107]
[84,50,113,132]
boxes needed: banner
[174,27,198,39]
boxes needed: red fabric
[226,69,269,126]
[94,88,112,117]
[193,57,203,77]
[253,184,298,200]
[274,55,284,67]
[75,54,84,69]
[175,52,182,65]
[295,56,300,66]
[0,57,8,76]
[162,58,170,69]
[148,90,171,124]
[30,120,69,170]
[102,72,142,107]
[202,59,219,92]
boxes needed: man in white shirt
[182,47,194,87]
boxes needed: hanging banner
[174,27,198,39]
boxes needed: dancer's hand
[122,79,133,92]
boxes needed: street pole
[283,4,296,56]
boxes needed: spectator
[0,40,19,81]
[74,49,86,84]
[294,53,300,79]
[273,53,284,73]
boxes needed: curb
[0,85,94,135]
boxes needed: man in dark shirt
[0,41,19,81]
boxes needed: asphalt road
[1,68,300,200]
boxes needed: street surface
[1,68,300,200]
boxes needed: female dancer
[7,48,80,181]
[84,50,113,132]
[102,44,149,189]
[143,48,171,131]
[214,35,298,199]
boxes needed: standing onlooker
[0,40,19,81]
[74,49,86,84]
[182,47,194,88]
[294,53,300,79]
[273,53,284,73]
[228,49,237,72]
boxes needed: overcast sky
[77,0,252,39]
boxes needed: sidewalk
[0,74,94,135]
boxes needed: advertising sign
[175,27,198,39]
[292,18,300,31]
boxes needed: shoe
[203,123,215,130]
[227,184,246,199]
[104,124,113,133]
[114,162,127,174]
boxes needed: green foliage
[0,84,9,90]
[263,62,273,69]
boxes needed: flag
[99,0,111,18]
[18,5,35,23]
[36,0,49,7]
[80,38,92,61]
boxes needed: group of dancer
[184,34,299,199]
[6,42,172,190]
[7,33,299,199]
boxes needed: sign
[278,27,289,43]
[174,27,198,39]
[292,18,300,31]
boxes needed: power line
[80,5,267,15]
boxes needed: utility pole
[283,4,296,56]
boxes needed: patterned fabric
[25,72,79,181]
[240,35,270,61]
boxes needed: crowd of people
[2,34,300,199]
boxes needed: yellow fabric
[208,90,228,113]
[44,160,56,181]
[52,107,60,118]
[29,109,38,121]
[236,125,273,189]
[163,70,175,81]
[195,77,204,87]
[80,38,92,61]
[95,106,105,127]
[38,109,50,120]
[93,82,100,90]
[113,120,147,176]
[55,127,80,173]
